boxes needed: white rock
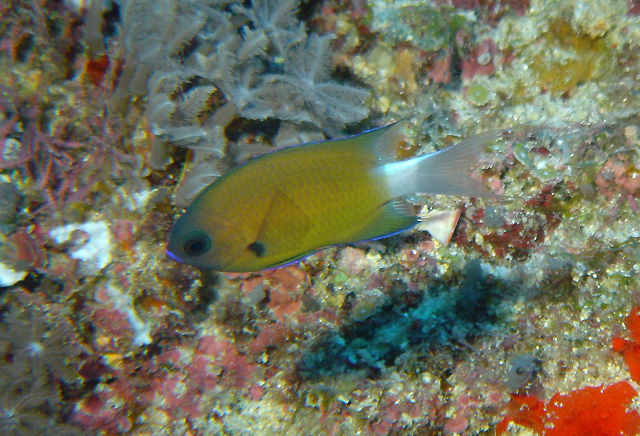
[0,262,27,286]
[49,221,112,275]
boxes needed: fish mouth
[165,249,183,263]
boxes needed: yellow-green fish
[166,122,505,272]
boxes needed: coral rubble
[1,0,640,435]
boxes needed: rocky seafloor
[1,0,640,435]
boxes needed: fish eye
[183,231,211,257]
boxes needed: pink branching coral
[0,0,131,215]
[461,39,498,81]
[0,83,93,211]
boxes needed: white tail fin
[383,129,507,199]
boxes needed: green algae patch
[371,3,473,52]
[530,18,614,95]
[466,82,493,106]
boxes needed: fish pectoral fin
[348,199,418,243]
[252,190,310,257]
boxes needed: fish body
[167,123,505,272]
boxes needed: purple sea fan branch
[27,128,85,207]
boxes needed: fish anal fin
[416,208,461,246]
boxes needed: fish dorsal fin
[252,190,310,258]
[348,198,418,243]
[342,121,406,163]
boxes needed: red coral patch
[497,382,640,435]
[545,382,640,436]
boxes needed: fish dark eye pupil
[183,232,211,256]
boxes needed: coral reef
[1,0,640,435]
[106,0,370,201]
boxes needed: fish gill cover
[1,0,640,435]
